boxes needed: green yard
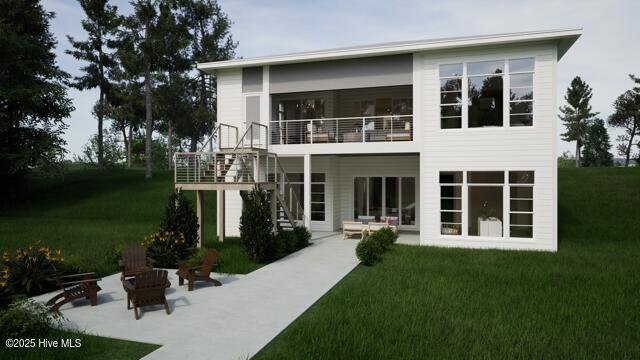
[0,168,260,275]
[255,168,640,359]
[1,167,639,359]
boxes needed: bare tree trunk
[625,124,637,167]
[575,141,581,167]
[168,121,173,170]
[120,125,127,166]
[97,89,105,169]
[127,124,133,168]
[144,58,153,179]
[190,135,198,152]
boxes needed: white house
[175,28,582,252]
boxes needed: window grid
[509,170,534,238]
[439,171,463,235]
[439,63,463,129]
[439,57,535,129]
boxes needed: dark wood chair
[46,270,102,311]
[119,245,154,281]
[122,269,170,320]
[176,249,222,291]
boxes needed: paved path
[36,235,358,360]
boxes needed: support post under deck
[196,190,205,248]
[217,190,225,242]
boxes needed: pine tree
[66,0,121,169]
[0,0,74,181]
[181,0,237,151]
[608,75,640,167]
[581,119,613,167]
[559,76,598,167]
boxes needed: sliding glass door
[353,176,416,226]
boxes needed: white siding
[275,156,337,232]
[419,42,558,251]
[217,69,243,236]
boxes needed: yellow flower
[0,281,7,288]
[28,245,33,251]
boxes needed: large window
[509,58,534,126]
[509,171,534,237]
[311,173,326,221]
[354,176,416,226]
[439,170,535,239]
[440,171,463,235]
[468,60,504,128]
[439,64,463,129]
[468,171,504,237]
[439,57,534,129]
[286,173,326,222]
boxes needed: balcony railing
[270,115,413,145]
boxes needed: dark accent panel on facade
[270,54,412,94]
[242,67,263,92]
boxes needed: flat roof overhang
[198,28,582,73]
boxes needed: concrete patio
[35,233,360,360]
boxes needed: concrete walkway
[36,234,358,360]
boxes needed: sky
[45,0,639,159]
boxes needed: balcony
[270,115,413,145]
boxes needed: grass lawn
[0,329,159,360]
[0,167,261,275]
[255,168,640,359]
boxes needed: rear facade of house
[177,28,582,252]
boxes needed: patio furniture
[385,131,412,141]
[46,270,102,311]
[342,131,362,143]
[368,222,398,234]
[122,269,171,320]
[176,249,222,291]
[119,245,154,281]
[357,215,375,224]
[343,221,367,240]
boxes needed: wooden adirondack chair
[119,245,154,281]
[122,269,171,320]
[46,270,102,311]
[176,249,222,291]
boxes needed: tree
[160,188,199,248]
[0,0,74,181]
[74,128,124,167]
[154,1,191,168]
[239,186,274,263]
[181,0,237,151]
[581,119,613,167]
[66,0,121,169]
[105,78,144,167]
[608,75,640,166]
[121,0,161,179]
[559,76,598,167]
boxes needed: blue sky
[46,0,639,158]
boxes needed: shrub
[292,226,312,249]
[273,230,293,255]
[239,186,274,263]
[0,298,63,339]
[0,298,62,339]
[142,230,191,268]
[160,188,199,248]
[1,242,64,298]
[356,238,383,266]
[373,227,398,249]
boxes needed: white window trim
[438,57,536,130]
[438,170,536,241]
